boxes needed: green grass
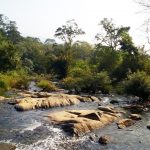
[37,79,57,91]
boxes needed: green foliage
[51,57,69,79]
[55,20,85,47]
[72,41,93,60]
[0,80,10,91]
[124,71,150,100]
[63,69,112,94]
[37,80,57,91]
[96,18,130,50]
[0,70,29,94]
[91,46,123,76]
[0,41,21,71]
[1,13,150,101]
[120,31,138,55]
[18,37,46,74]
[0,14,22,44]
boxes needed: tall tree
[54,20,85,51]
[96,18,131,51]
[6,21,22,44]
[54,20,85,78]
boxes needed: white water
[15,126,87,150]
[20,120,42,133]
[28,81,42,92]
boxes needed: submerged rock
[14,93,97,111]
[117,119,135,129]
[47,109,119,135]
[99,135,111,144]
[147,125,150,130]
[110,99,119,104]
[0,143,16,150]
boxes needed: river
[0,93,150,150]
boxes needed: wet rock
[88,96,101,102]
[122,105,143,111]
[89,134,97,141]
[143,107,149,111]
[117,119,135,129]
[0,143,16,150]
[110,99,119,104]
[99,135,111,144]
[98,106,115,113]
[147,125,150,130]
[18,91,33,98]
[129,114,142,120]
[34,92,53,98]
[14,93,96,111]
[47,109,118,135]
[8,100,18,105]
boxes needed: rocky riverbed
[0,89,150,150]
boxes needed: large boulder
[14,93,97,111]
[47,109,118,135]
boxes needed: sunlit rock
[14,93,99,111]
[47,109,119,135]
[117,119,135,129]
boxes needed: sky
[0,0,149,47]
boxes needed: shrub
[0,80,10,91]
[115,82,125,95]
[37,79,57,91]
[0,70,30,95]
[5,70,30,89]
[124,71,150,100]
[63,71,112,94]
[92,72,112,94]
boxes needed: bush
[124,71,150,100]
[63,71,112,94]
[0,70,30,95]
[37,80,57,91]
[0,80,10,91]
[93,72,112,94]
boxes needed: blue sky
[0,0,148,46]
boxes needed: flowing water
[0,93,150,150]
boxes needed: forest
[0,14,150,101]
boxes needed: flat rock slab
[47,109,118,135]
[14,93,100,111]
